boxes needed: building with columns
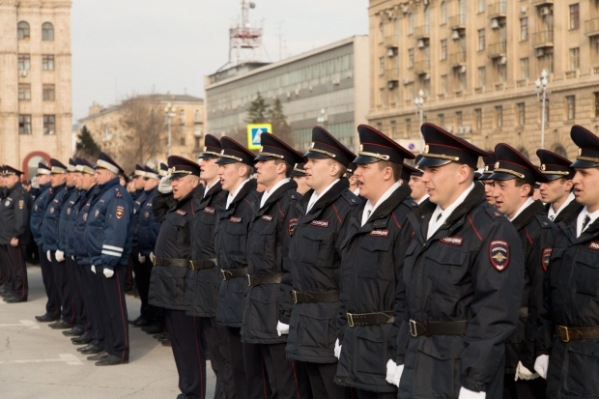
[368,0,599,160]
[0,0,72,178]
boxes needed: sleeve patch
[115,206,124,219]
[288,218,298,235]
[18,200,24,209]
[176,209,187,216]
[489,240,509,272]
[541,248,552,272]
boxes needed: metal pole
[167,115,172,157]
[541,89,546,150]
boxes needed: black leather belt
[221,267,248,281]
[347,311,394,327]
[247,273,283,287]
[556,325,599,343]
[408,319,468,337]
[189,258,217,271]
[292,290,340,304]
[153,257,189,268]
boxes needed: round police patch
[541,247,552,272]
[144,212,149,219]
[489,240,509,272]
[66,208,71,215]
[95,209,99,217]
[49,207,54,214]
[116,206,124,219]
[34,205,38,211]
[288,218,298,235]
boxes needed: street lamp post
[535,69,548,150]
[164,103,177,157]
[414,89,425,151]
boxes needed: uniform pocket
[354,330,388,376]
[298,229,333,267]
[566,340,599,396]
[575,251,599,297]
[248,286,278,333]
[413,338,464,399]
[226,222,248,256]
[359,236,393,280]
[296,306,336,349]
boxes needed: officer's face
[4,175,18,189]
[74,173,84,190]
[80,173,96,190]
[255,160,283,189]
[483,180,496,205]
[199,157,219,183]
[144,177,159,191]
[37,174,50,185]
[171,175,198,200]
[492,179,531,219]
[408,175,427,202]
[50,173,66,187]
[304,158,338,193]
[573,168,599,212]
[293,175,310,195]
[95,169,115,185]
[133,176,145,190]
[539,178,572,205]
[354,162,393,202]
[66,172,77,187]
[422,163,466,209]
[218,163,245,192]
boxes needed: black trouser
[1,244,28,301]
[227,327,250,399]
[199,317,235,399]
[0,245,8,287]
[38,245,59,316]
[304,361,348,399]
[68,257,87,330]
[354,390,395,399]
[82,263,105,350]
[134,255,160,323]
[503,374,547,399]
[97,265,129,360]
[166,309,207,399]
[50,251,74,323]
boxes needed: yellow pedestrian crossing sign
[247,124,272,150]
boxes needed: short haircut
[236,163,252,179]
[326,158,347,179]
[377,161,403,182]
[275,159,293,178]
[514,178,534,197]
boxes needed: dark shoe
[128,316,141,325]
[5,296,25,303]
[95,355,128,366]
[80,345,103,354]
[3,293,18,302]
[133,318,151,327]
[142,324,164,334]
[36,313,60,322]
[72,333,93,345]
[77,344,95,352]
[161,339,171,347]
[49,321,75,330]
[63,327,84,337]
[153,332,168,340]
[87,352,109,361]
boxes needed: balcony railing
[414,59,431,75]
[448,52,467,67]
[384,68,399,83]
[488,1,507,19]
[414,25,430,40]
[585,18,599,37]
[531,0,553,6]
[384,35,398,48]
[449,14,466,30]
[533,30,554,48]
[487,41,507,58]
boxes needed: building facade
[205,36,370,153]
[78,94,205,171]
[369,0,599,159]
[0,0,72,178]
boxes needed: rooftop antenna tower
[229,0,263,66]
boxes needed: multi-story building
[369,0,599,159]
[205,36,370,153]
[0,0,72,178]
[78,94,205,171]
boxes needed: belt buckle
[247,275,252,287]
[409,320,418,337]
[347,313,355,328]
[189,260,195,270]
[557,325,570,343]
[221,269,229,280]
[291,290,298,304]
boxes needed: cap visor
[542,174,565,181]
[477,173,490,181]
[253,154,277,162]
[215,157,238,165]
[304,150,330,160]
[571,160,599,169]
[352,155,380,165]
[488,172,517,181]
[291,171,306,177]
[417,156,452,168]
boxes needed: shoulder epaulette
[485,204,503,220]
[114,188,122,198]
[402,198,418,209]
[341,190,361,206]
[535,214,553,228]
[289,193,298,202]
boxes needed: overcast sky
[71,0,369,122]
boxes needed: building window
[495,106,503,128]
[542,53,554,74]
[379,56,385,75]
[18,84,31,100]
[570,47,580,70]
[478,29,485,51]
[517,103,525,126]
[498,63,507,83]
[43,84,55,101]
[19,115,32,135]
[394,19,400,43]
[391,120,398,139]
[42,55,55,71]
[194,109,201,122]
[478,0,486,13]
[42,22,54,41]
[438,114,445,127]
[18,54,30,70]
[456,111,463,127]
[43,115,56,135]
[441,1,447,24]
[17,21,30,40]
[179,110,185,122]
[566,96,576,120]
[441,75,448,94]
[179,137,186,146]
[458,72,466,90]
[440,39,447,60]
[594,92,599,117]
[408,13,414,34]
[478,66,486,87]
[520,58,529,80]
[475,109,482,130]
[406,118,412,137]
[520,18,528,41]
[408,48,414,68]
[570,4,580,30]
[379,22,384,42]
[194,123,202,137]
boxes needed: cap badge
[359,145,364,151]
[495,162,500,169]
[484,166,489,171]
[540,164,546,171]
[203,147,207,152]
[260,146,264,152]
[220,150,225,155]
[310,142,315,149]
[423,145,429,154]
[578,148,582,156]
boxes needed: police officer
[283,126,360,399]
[536,149,578,225]
[242,132,304,399]
[478,153,497,206]
[534,125,599,398]
[334,124,415,399]
[396,124,524,399]
[84,152,133,366]
[214,136,260,399]
[32,163,61,322]
[345,163,360,196]
[292,162,310,195]
[149,155,206,398]
[490,144,555,398]
[0,165,31,303]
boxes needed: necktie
[437,212,442,221]
[549,214,554,221]
[582,215,591,232]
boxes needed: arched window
[552,144,568,158]
[42,22,54,41]
[18,21,30,40]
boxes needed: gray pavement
[0,265,216,399]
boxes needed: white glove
[71,256,75,261]
[149,252,156,264]
[46,250,52,262]
[91,265,96,274]
[55,250,65,262]
[103,268,114,278]
[334,338,341,359]
[31,176,39,189]
[386,359,398,386]
[393,363,404,387]
[515,361,539,381]
[158,176,172,193]
[138,253,146,263]
[533,354,549,379]
[458,387,486,399]
[276,320,289,336]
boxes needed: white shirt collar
[548,192,575,221]
[260,178,290,209]
[226,179,250,210]
[508,197,535,222]
[306,179,339,214]
[427,183,475,239]
[203,179,219,198]
[577,206,599,237]
[352,187,360,196]
[361,181,401,226]
[416,194,430,205]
